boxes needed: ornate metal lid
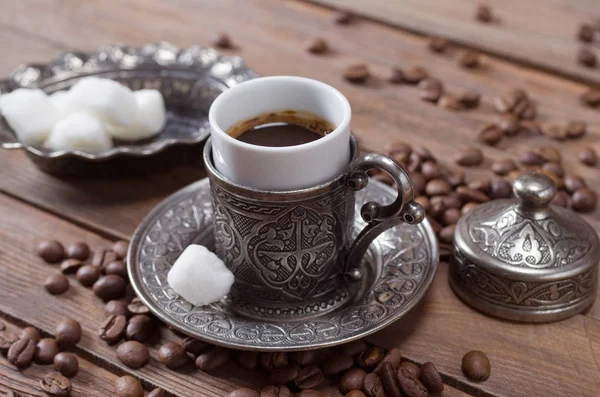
[450,171,600,322]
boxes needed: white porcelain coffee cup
[208,76,352,190]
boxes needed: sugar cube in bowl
[0,88,57,145]
[44,111,113,153]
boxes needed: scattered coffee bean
[93,275,127,301]
[478,124,503,146]
[40,373,72,397]
[564,175,587,193]
[374,348,403,373]
[91,250,106,267]
[428,37,448,53]
[363,372,385,397]
[357,346,385,370]
[519,151,544,166]
[341,339,368,357]
[339,367,367,394]
[229,388,260,397]
[580,88,600,107]
[346,392,367,397]
[0,330,19,355]
[462,350,491,381]
[419,362,444,393]
[421,161,441,181]
[213,33,233,49]
[126,314,153,342]
[260,385,291,397]
[127,297,149,316]
[183,336,211,356]
[497,113,519,135]
[8,335,35,368]
[270,365,300,385]
[147,389,167,397]
[44,274,69,295]
[542,124,568,140]
[439,225,456,244]
[55,319,81,348]
[425,179,452,196]
[542,162,564,178]
[296,391,325,397]
[261,352,289,370]
[438,94,462,110]
[418,78,444,102]
[520,120,542,135]
[380,363,401,397]
[578,24,595,42]
[99,315,127,345]
[344,63,369,84]
[396,367,428,397]
[387,68,405,84]
[506,170,522,184]
[490,178,513,199]
[238,350,260,370]
[334,10,353,24]
[295,365,325,389]
[578,148,597,166]
[457,186,490,203]
[572,187,597,212]
[35,338,60,365]
[294,350,319,366]
[578,48,597,67]
[402,66,428,84]
[458,50,480,68]
[306,37,328,54]
[197,347,231,371]
[455,146,483,166]
[398,360,420,378]
[105,260,127,278]
[54,352,79,378]
[475,3,492,22]
[59,259,82,275]
[105,300,129,317]
[442,208,461,225]
[566,120,587,139]
[535,145,561,163]
[20,326,41,344]
[76,265,101,287]
[66,242,90,261]
[38,240,65,264]
[323,354,354,376]
[114,375,143,397]
[117,341,150,369]
[457,90,480,109]
[469,178,491,193]
[491,158,517,175]
[158,341,189,370]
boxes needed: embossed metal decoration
[0,42,257,176]
[450,171,600,322]
[128,178,438,351]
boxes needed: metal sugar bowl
[450,171,599,322]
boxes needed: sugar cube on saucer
[68,77,137,127]
[50,90,82,120]
[0,88,57,145]
[167,244,234,307]
[107,89,167,141]
[44,111,113,153]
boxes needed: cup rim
[208,76,351,153]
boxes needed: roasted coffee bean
[506,170,522,184]
[410,173,426,195]
[8,335,35,368]
[475,3,492,22]
[90,249,106,267]
[306,37,328,54]
[387,68,405,84]
[127,297,149,316]
[441,208,461,226]
[334,10,353,24]
[183,336,211,356]
[344,63,369,84]
[270,365,300,384]
[38,240,65,263]
[564,175,587,194]
[114,375,143,397]
[59,259,82,275]
[35,338,60,365]
[419,362,444,393]
[93,275,127,301]
[520,120,542,135]
[293,349,318,366]
[238,350,260,370]
[323,354,353,376]
[428,36,448,53]
[414,196,430,212]
[363,372,385,397]
[99,315,127,344]
[490,178,513,199]
[552,191,570,208]
[399,360,420,378]
[425,179,452,196]
[55,319,81,348]
[396,367,427,397]
[105,300,129,317]
[105,261,127,278]
[40,373,72,397]
[66,242,90,261]
[402,66,428,84]
[542,124,568,141]
[497,114,519,135]
[126,315,153,342]
[579,148,598,166]
[380,363,401,397]
[345,392,367,397]
[578,48,597,67]
[45,274,69,295]
[566,120,587,139]
[260,385,291,397]
[418,78,444,102]
[458,50,480,68]
[420,161,442,180]
[438,95,462,110]
[76,265,101,287]
[0,330,19,355]
[542,162,564,178]
[357,346,385,370]
[295,365,325,389]
[492,158,518,176]
[374,348,403,373]
[462,202,479,215]
[578,24,595,42]
[462,350,491,381]
[213,32,233,49]
[196,347,231,371]
[427,216,442,235]
[341,339,368,357]
[117,341,149,369]
[339,367,367,394]
[261,352,289,370]
[478,124,503,146]
[408,153,422,173]
[439,225,456,244]
[229,388,260,397]
[457,90,480,109]
[457,186,490,203]
[20,326,41,344]
[296,391,325,397]
[443,167,466,187]
[572,187,597,212]
[158,342,189,369]
[455,146,483,166]
[54,352,79,378]
[581,88,600,107]
[519,151,545,166]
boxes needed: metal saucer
[128,178,438,351]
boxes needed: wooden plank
[0,317,120,397]
[309,0,600,84]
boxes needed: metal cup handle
[343,152,425,281]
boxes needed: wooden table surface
[0,1,599,396]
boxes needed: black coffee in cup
[226,110,335,147]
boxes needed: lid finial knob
[513,171,557,211]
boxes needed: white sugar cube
[68,77,137,127]
[44,111,113,153]
[50,90,82,120]
[107,89,166,141]
[167,244,234,307]
[0,88,57,145]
